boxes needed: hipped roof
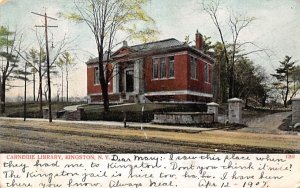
[86,38,214,64]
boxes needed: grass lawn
[82,103,207,112]
[1,102,84,118]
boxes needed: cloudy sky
[0,0,300,99]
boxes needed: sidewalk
[0,117,214,132]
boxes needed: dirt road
[0,118,299,153]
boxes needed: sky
[0,0,300,99]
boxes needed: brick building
[86,31,214,103]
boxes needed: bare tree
[17,29,72,114]
[201,0,268,99]
[63,0,157,112]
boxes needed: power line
[31,10,58,123]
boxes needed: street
[0,118,299,153]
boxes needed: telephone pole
[31,11,58,122]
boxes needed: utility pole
[24,62,27,121]
[31,11,58,122]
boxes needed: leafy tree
[63,0,158,112]
[290,65,300,99]
[234,58,269,107]
[26,48,39,101]
[0,26,21,113]
[56,52,76,102]
[271,56,297,107]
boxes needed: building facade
[86,31,214,103]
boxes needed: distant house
[86,31,214,104]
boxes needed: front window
[94,67,100,85]
[160,57,166,78]
[168,56,174,78]
[190,56,197,79]
[152,58,158,79]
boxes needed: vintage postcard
[0,0,299,187]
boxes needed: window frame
[152,58,159,79]
[94,66,100,85]
[204,63,210,83]
[160,57,167,79]
[168,56,175,78]
[190,56,197,80]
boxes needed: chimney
[195,30,204,50]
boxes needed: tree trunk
[24,64,27,121]
[98,40,110,112]
[38,48,43,114]
[228,65,235,99]
[0,78,6,114]
[66,70,69,102]
[245,98,249,108]
[38,66,43,114]
[61,69,64,102]
[102,82,109,112]
[284,71,289,108]
[33,73,35,101]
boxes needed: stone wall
[153,112,214,125]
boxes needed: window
[190,56,197,79]
[160,57,166,78]
[168,56,174,78]
[94,67,100,85]
[205,63,210,83]
[152,58,158,79]
[152,55,175,80]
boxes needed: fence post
[228,98,243,124]
[207,102,219,122]
[123,111,127,128]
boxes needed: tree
[26,48,39,101]
[290,65,300,99]
[17,33,69,114]
[201,0,267,99]
[56,52,76,102]
[63,0,157,112]
[0,26,21,113]
[271,55,297,108]
[234,58,269,107]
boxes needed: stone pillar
[112,64,119,93]
[43,108,49,119]
[207,102,219,122]
[134,60,140,94]
[77,107,85,121]
[228,98,243,124]
[292,98,300,125]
